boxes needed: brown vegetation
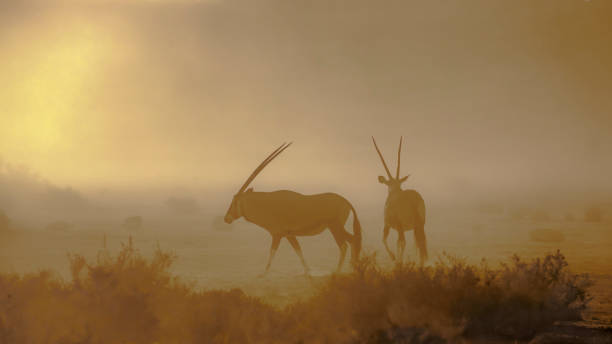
[529,228,566,243]
[45,220,74,233]
[476,203,505,215]
[509,207,530,221]
[0,210,10,234]
[530,209,551,222]
[165,197,199,215]
[123,216,143,231]
[584,206,603,223]
[0,244,592,343]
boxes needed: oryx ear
[399,175,410,183]
[378,176,388,184]
[246,187,254,192]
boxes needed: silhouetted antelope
[224,143,362,276]
[372,137,427,265]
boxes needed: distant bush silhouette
[584,206,603,223]
[123,216,143,231]
[165,197,199,215]
[529,228,565,243]
[45,220,73,233]
[530,209,551,222]
[0,162,89,218]
[476,202,504,215]
[39,185,89,212]
[0,209,10,233]
[509,208,553,223]
[0,245,592,343]
[508,207,530,221]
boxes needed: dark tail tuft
[414,224,427,264]
[349,205,362,263]
[414,197,427,264]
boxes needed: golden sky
[1,0,611,199]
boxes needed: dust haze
[1,0,612,342]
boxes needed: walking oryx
[224,143,362,276]
[372,137,427,265]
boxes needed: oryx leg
[383,225,396,261]
[261,235,282,276]
[286,236,310,276]
[329,225,349,272]
[397,230,406,263]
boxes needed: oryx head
[224,142,292,224]
[372,136,410,193]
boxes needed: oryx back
[385,189,425,230]
[242,190,352,236]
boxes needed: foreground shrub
[295,251,591,342]
[0,240,287,344]
[0,243,592,343]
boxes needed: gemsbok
[224,143,362,276]
[372,137,427,265]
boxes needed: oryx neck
[237,192,254,222]
[388,186,403,196]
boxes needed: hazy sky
[1,0,611,202]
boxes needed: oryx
[224,143,362,276]
[372,137,427,265]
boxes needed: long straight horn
[396,136,403,179]
[237,142,292,193]
[371,137,392,179]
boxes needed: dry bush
[0,209,10,233]
[45,220,73,233]
[508,207,529,221]
[0,240,289,344]
[475,203,504,215]
[529,228,565,243]
[294,251,591,342]
[165,197,199,215]
[530,209,551,222]
[584,206,603,223]
[0,244,592,343]
[123,215,143,231]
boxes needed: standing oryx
[224,143,362,276]
[372,137,427,265]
